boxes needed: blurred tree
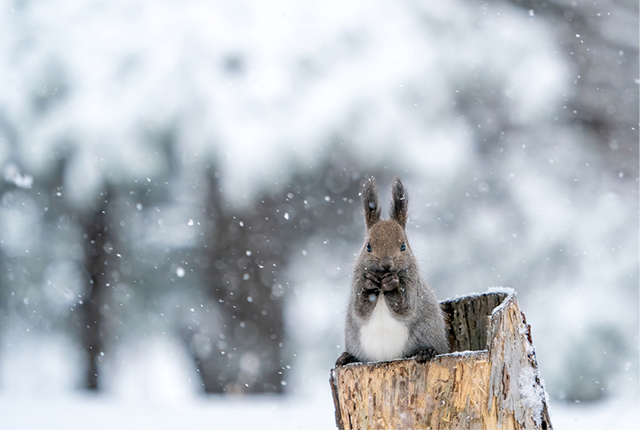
[80,191,111,390]
[184,167,287,393]
[180,150,378,393]
[506,0,639,176]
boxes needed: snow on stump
[330,290,552,430]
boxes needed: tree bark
[330,291,552,430]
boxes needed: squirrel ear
[390,176,408,229]
[361,177,381,229]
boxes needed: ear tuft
[390,176,408,228]
[361,177,380,229]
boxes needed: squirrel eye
[401,242,406,251]
[366,243,372,253]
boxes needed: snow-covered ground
[0,394,337,430]
[1,333,637,429]
[0,382,637,430]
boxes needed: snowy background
[0,0,638,428]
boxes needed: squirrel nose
[380,257,393,271]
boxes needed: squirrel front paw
[379,272,399,292]
[335,352,359,367]
[363,272,381,292]
[409,347,438,363]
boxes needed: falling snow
[0,0,636,429]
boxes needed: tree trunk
[330,291,552,430]
[185,169,285,394]
[82,193,111,390]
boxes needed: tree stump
[330,290,552,429]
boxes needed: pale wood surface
[330,291,552,430]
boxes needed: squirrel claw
[409,347,438,363]
[363,282,380,293]
[364,272,379,282]
[335,352,359,367]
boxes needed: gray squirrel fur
[335,176,449,366]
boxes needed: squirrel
[335,176,449,366]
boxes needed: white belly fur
[359,296,409,362]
